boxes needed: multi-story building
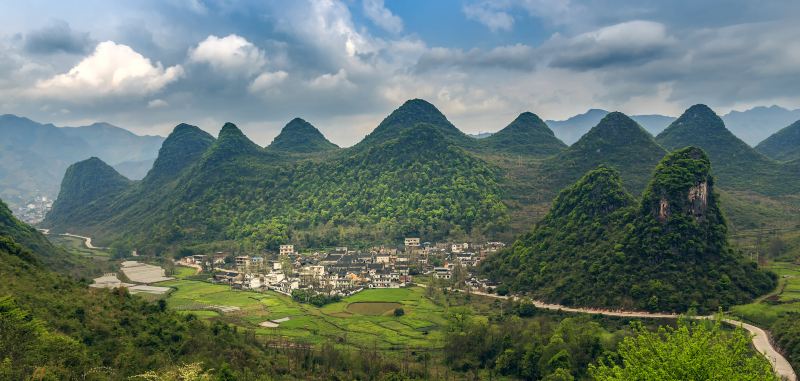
[280,244,295,256]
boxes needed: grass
[347,302,402,316]
[48,235,110,258]
[171,265,198,279]
[156,280,449,350]
[731,261,800,326]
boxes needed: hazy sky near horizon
[1,0,799,146]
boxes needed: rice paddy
[155,279,450,350]
[731,261,800,326]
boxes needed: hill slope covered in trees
[656,105,798,195]
[43,100,800,253]
[480,112,566,156]
[268,118,339,153]
[481,147,776,312]
[756,120,800,162]
[44,111,509,251]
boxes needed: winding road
[37,227,797,379]
[61,233,106,250]
[447,287,797,380]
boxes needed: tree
[590,318,777,380]
[394,308,405,317]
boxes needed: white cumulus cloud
[362,0,404,34]
[35,41,183,101]
[249,70,288,93]
[188,34,266,76]
[463,2,514,32]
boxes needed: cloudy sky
[1,0,799,146]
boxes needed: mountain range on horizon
[468,105,800,146]
[2,101,798,217]
[41,98,800,255]
[0,114,164,211]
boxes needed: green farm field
[156,279,451,350]
[48,234,110,258]
[731,261,800,326]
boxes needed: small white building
[451,243,469,254]
[404,237,420,247]
[433,267,452,279]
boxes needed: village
[179,238,506,298]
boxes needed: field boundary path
[433,286,796,381]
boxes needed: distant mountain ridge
[545,105,800,146]
[755,120,800,162]
[540,112,668,195]
[42,99,800,254]
[655,104,799,195]
[723,105,800,146]
[546,109,676,145]
[43,103,510,251]
[0,114,164,210]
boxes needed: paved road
[447,287,797,381]
[61,233,105,250]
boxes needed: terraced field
[731,261,800,326]
[155,280,448,350]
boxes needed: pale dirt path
[429,286,796,381]
[61,233,105,250]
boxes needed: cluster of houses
[180,240,506,297]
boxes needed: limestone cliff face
[687,180,708,218]
[645,147,716,224]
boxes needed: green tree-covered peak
[756,119,800,162]
[640,146,718,223]
[202,122,264,165]
[540,111,666,194]
[656,104,731,149]
[357,98,473,148]
[546,165,634,223]
[268,117,338,153]
[653,104,800,195]
[46,157,131,227]
[502,112,552,135]
[481,112,566,156]
[143,123,215,185]
[588,111,652,140]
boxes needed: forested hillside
[539,112,667,195]
[481,147,776,312]
[656,105,799,195]
[756,120,800,162]
[45,108,509,251]
[43,100,800,254]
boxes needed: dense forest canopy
[482,147,776,312]
[42,99,800,256]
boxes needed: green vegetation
[656,104,799,195]
[356,98,476,149]
[480,112,567,156]
[292,288,342,307]
[483,148,776,312]
[538,112,667,195]
[46,119,509,252]
[267,117,339,153]
[756,120,800,162]
[590,318,777,380]
[731,261,800,326]
[43,100,800,255]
